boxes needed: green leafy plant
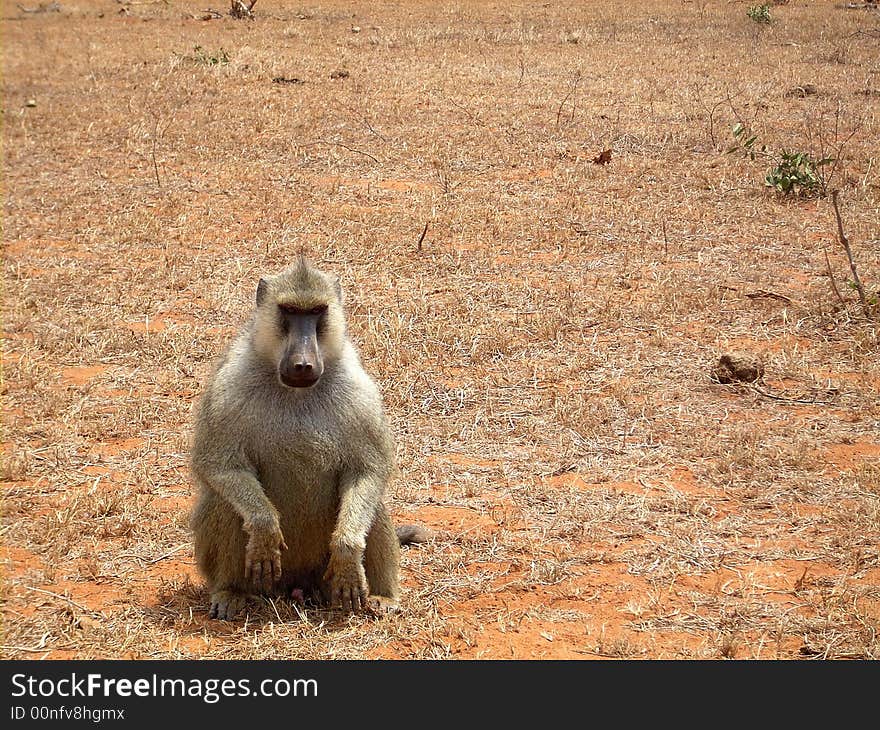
[764,151,833,196]
[728,124,836,197]
[192,46,230,65]
[728,122,767,160]
[747,4,772,23]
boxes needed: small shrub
[765,151,833,196]
[192,46,230,66]
[728,124,836,198]
[747,4,772,23]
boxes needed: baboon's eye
[278,303,328,316]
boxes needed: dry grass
[2,0,879,660]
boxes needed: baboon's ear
[256,278,269,307]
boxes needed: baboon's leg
[364,503,400,612]
[191,490,251,619]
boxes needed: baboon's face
[252,267,345,389]
[276,303,327,388]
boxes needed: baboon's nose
[279,358,322,388]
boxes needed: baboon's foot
[365,595,400,616]
[209,589,248,620]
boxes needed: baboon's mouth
[279,373,321,388]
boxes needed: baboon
[190,258,423,620]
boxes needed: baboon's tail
[396,524,431,545]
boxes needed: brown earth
[2,0,879,660]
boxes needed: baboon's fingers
[330,583,342,610]
[264,559,277,593]
[341,582,366,613]
[250,560,263,590]
[209,602,219,619]
[358,585,368,611]
[272,551,283,584]
[337,582,356,613]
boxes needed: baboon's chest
[246,402,345,492]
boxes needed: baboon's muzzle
[278,313,324,388]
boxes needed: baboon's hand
[244,520,287,593]
[323,548,368,613]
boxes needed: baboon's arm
[194,460,287,590]
[330,470,383,551]
[196,465,279,530]
[325,468,384,610]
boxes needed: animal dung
[710,352,764,384]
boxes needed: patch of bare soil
[2,0,879,659]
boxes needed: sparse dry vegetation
[2,0,879,660]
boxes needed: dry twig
[831,190,872,318]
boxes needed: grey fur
[190,260,402,619]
